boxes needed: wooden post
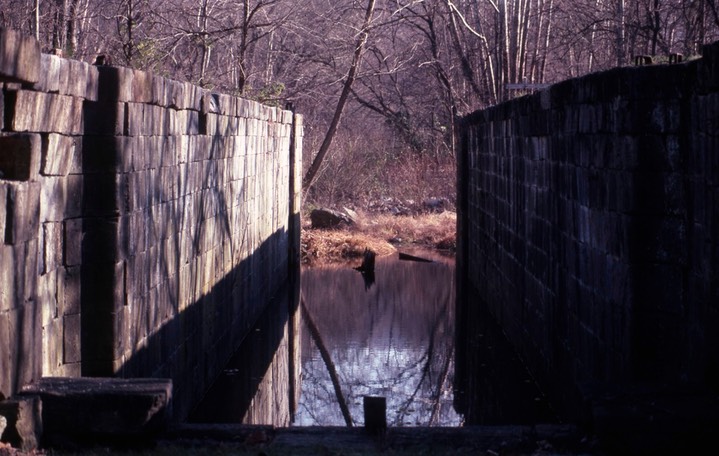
[363,396,386,436]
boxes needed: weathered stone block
[132,69,153,103]
[81,136,132,174]
[34,54,67,94]
[5,91,83,134]
[114,260,127,310]
[0,28,41,83]
[0,395,42,451]
[41,134,76,176]
[38,268,58,327]
[63,218,82,267]
[42,222,63,274]
[168,109,186,135]
[81,173,123,216]
[222,93,237,116]
[201,92,219,114]
[0,133,41,181]
[97,65,134,102]
[0,185,5,239]
[40,176,82,222]
[151,74,169,106]
[166,79,185,109]
[66,59,99,101]
[5,182,40,245]
[59,265,81,316]
[19,377,172,444]
[149,105,169,136]
[160,135,178,169]
[80,217,120,261]
[41,315,63,375]
[0,312,10,397]
[6,303,41,392]
[83,100,125,136]
[63,313,81,364]
[125,102,145,136]
[130,251,148,296]
[190,84,204,112]
[0,244,15,312]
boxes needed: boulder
[342,207,359,224]
[310,208,353,229]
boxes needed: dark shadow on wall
[116,228,300,422]
[1,225,41,396]
[79,167,121,376]
[0,108,43,397]
[453,282,557,425]
[187,277,298,424]
[76,67,301,421]
[626,68,690,387]
[80,66,123,376]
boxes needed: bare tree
[0,0,718,209]
[302,0,377,192]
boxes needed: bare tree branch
[302,0,377,192]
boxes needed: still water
[297,253,460,426]
[190,251,552,426]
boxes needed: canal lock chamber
[189,252,555,428]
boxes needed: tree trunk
[301,297,354,427]
[539,0,553,82]
[302,0,377,192]
[445,1,483,99]
[616,0,626,66]
[237,1,250,94]
[198,0,210,85]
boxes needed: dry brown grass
[301,210,456,267]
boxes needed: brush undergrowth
[301,210,456,267]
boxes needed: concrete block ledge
[18,377,172,447]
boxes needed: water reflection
[297,254,461,427]
[189,251,554,427]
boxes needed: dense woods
[2,1,718,208]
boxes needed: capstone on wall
[457,41,719,420]
[0,27,302,420]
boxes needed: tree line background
[2,0,718,210]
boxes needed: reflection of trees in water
[301,296,354,426]
[297,257,460,426]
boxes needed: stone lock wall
[457,41,719,419]
[0,28,302,420]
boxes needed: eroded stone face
[0,28,41,84]
[0,28,303,423]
